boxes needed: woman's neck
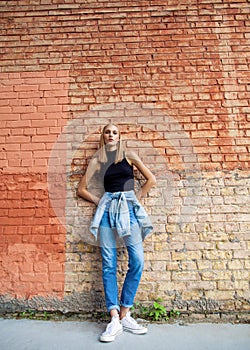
[106,145,117,152]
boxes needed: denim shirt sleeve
[108,192,130,238]
[130,194,153,240]
[89,193,109,240]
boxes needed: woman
[77,124,156,342]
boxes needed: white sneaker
[121,311,148,335]
[99,315,123,342]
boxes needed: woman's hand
[126,151,156,197]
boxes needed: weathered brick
[205,291,236,300]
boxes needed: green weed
[132,298,181,322]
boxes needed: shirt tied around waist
[90,190,153,241]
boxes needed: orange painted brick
[49,273,64,282]
[1,113,20,121]
[8,209,35,217]
[7,135,30,144]
[18,91,43,99]
[44,90,68,98]
[191,131,218,138]
[20,273,49,283]
[48,262,64,272]
[0,92,18,99]
[23,78,50,85]
[37,105,62,113]
[14,84,39,92]
[34,159,48,167]
[20,113,45,120]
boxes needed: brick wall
[0,0,249,318]
[0,70,70,300]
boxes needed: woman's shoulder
[88,155,101,171]
[124,150,140,166]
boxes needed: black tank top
[101,150,134,192]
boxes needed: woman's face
[103,124,120,147]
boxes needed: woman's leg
[99,223,122,342]
[99,205,120,314]
[99,249,123,343]
[119,241,147,334]
[120,202,144,318]
[120,241,144,318]
[101,245,120,313]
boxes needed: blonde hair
[98,124,124,164]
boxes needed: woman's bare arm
[77,157,101,205]
[126,151,156,198]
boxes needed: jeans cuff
[120,303,133,309]
[108,305,120,313]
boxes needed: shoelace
[106,317,119,333]
[125,314,141,328]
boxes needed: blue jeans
[100,201,144,313]
[101,242,144,313]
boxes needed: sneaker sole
[99,329,123,342]
[123,327,148,335]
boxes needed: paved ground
[0,318,249,350]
